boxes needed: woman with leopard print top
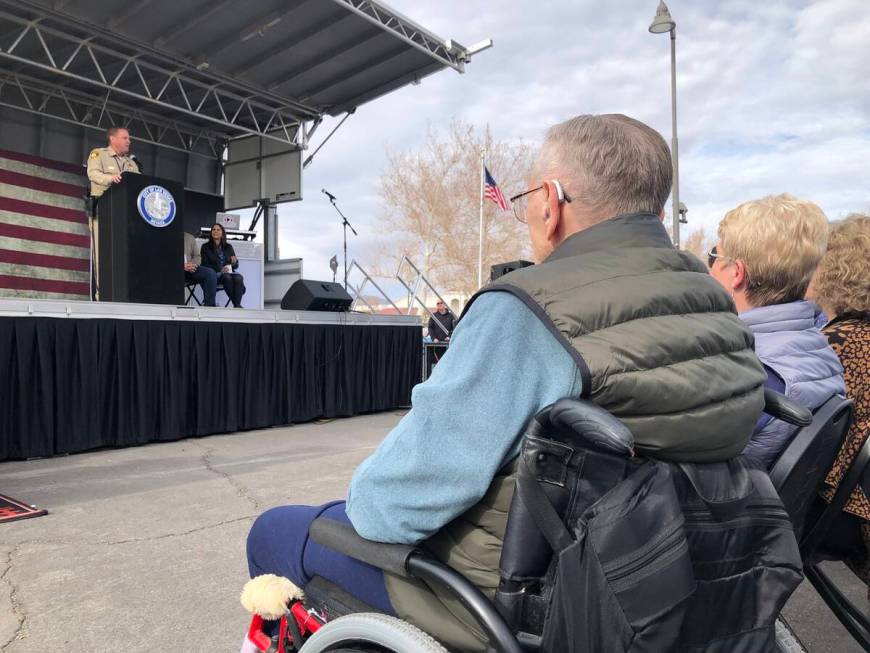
[808,214,870,589]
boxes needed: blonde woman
[709,194,846,467]
[808,214,870,587]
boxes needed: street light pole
[669,28,680,249]
[649,1,681,249]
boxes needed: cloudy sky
[271,0,869,288]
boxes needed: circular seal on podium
[136,185,176,227]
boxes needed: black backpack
[496,400,804,652]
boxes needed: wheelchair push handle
[532,398,635,457]
[528,391,811,457]
[764,389,812,427]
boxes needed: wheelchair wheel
[298,613,448,653]
[774,616,808,653]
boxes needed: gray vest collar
[546,213,673,263]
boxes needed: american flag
[484,166,509,211]
[0,149,90,300]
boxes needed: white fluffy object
[240,574,304,620]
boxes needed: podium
[96,173,185,304]
[423,342,449,381]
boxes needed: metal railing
[396,256,456,339]
[345,259,401,315]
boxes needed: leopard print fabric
[822,318,870,521]
[818,316,870,590]
[820,316,870,519]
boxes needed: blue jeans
[246,501,395,615]
[186,266,218,307]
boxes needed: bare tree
[375,120,534,298]
[682,226,712,263]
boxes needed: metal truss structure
[334,0,468,72]
[0,0,483,165]
[0,3,317,152]
[0,69,224,158]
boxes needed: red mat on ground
[0,494,47,523]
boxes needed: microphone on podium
[321,188,337,202]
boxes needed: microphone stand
[326,196,357,290]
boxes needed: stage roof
[0,0,484,156]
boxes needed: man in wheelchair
[239,114,804,653]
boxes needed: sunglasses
[706,245,725,268]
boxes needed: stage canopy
[0,0,483,163]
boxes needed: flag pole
[478,148,485,289]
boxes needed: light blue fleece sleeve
[345,291,582,544]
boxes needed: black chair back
[769,395,853,549]
[771,395,870,650]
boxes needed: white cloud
[276,0,870,285]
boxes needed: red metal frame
[246,601,325,652]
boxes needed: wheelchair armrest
[547,397,635,456]
[309,518,417,577]
[309,519,525,653]
[764,389,812,427]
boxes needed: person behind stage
[184,231,217,307]
[201,223,245,308]
[427,299,455,341]
[86,126,140,299]
[242,113,769,652]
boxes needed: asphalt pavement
[0,412,865,652]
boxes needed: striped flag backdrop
[0,149,90,300]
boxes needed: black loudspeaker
[281,279,352,312]
[490,259,534,281]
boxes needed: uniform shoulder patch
[89,149,101,160]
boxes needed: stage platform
[0,297,422,461]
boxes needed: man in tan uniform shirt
[86,127,140,299]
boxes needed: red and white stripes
[0,149,90,300]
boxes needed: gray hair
[106,126,128,141]
[536,114,672,219]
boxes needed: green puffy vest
[385,213,767,650]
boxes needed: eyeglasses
[706,245,725,268]
[509,185,572,224]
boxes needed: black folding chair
[769,394,870,649]
[184,281,231,307]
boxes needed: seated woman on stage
[201,223,245,308]
[708,193,845,468]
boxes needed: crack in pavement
[1,545,25,652]
[0,514,257,549]
[99,513,258,545]
[103,513,259,546]
[190,441,262,512]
